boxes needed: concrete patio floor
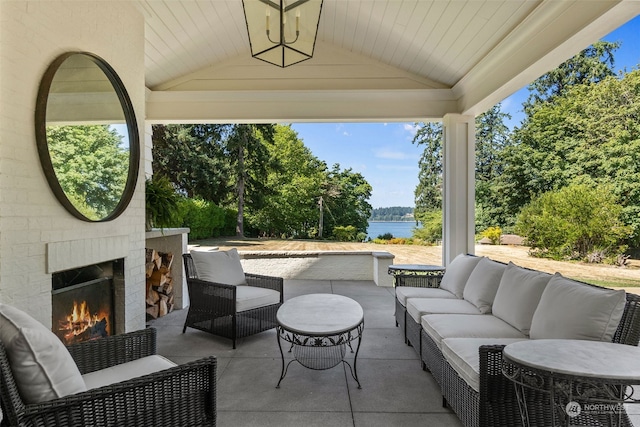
[149,279,464,427]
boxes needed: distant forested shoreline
[369,206,414,222]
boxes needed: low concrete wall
[236,250,395,287]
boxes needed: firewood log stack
[145,249,175,319]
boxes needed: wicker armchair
[0,328,216,427]
[183,253,284,349]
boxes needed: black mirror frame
[35,51,140,222]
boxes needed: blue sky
[291,15,640,209]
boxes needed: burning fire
[58,300,110,344]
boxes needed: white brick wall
[0,1,147,332]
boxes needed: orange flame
[58,300,109,344]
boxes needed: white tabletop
[503,339,640,381]
[277,294,364,335]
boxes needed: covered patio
[150,278,640,427]
[151,278,463,427]
[2,1,640,426]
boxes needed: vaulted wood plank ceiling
[139,0,640,123]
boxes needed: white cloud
[375,164,418,171]
[375,148,407,160]
[403,123,419,136]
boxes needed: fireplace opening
[52,259,122,345]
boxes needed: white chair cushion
[83,355,177,390]
[190,248,246,286]
[236,286,281,312]
[462,258,507,314]
[492,263,553,335]
[0,304,87,403]
[441,337,529,392]
[421,314,527,349]
[439,254,483,298]
[395,287,457,307]
[530,275,626,342]
[406,298,481,323]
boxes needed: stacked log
[145,249,175,319]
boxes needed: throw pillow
[492,263,553,335]
[190,248,247,286]
[439,254,483,298]
[529,275,626,342]
[0,304,87,403]
[462,257,508,313]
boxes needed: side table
[276,294,364,389]
[502,339,640,426]
[387,264,445,288]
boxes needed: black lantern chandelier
[242,0,323,68]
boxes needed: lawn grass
[570,277,640,288]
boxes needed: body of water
[367,221,418,239]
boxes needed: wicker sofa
[394,254,640,427]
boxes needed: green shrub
[179,198,229,240]
[356,232,368,242]
[413,210,442,243]
[333,225,357,242]
[515,183,632,261]
[377,232,394,240]
[481,226,502,245]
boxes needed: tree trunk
[236,129,246,237]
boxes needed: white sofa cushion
[530,275,626,342]
[395,287,457,307]
[441,337,529,392]
[421,314,527,349]
[0,304,87,403]
[190,248,246,286]
[236,286,281,312]
[83,355,177,390]
[406,298,481,323]
[492,263,553,335]
[462,258,507,314]
[439,254,483,298]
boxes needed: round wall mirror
[35,52,139,221]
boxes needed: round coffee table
[276,294,364,388]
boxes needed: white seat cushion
[421,314,527,349]
[236,286,281,312]
[406,298,481,322]
[530,275,626,342]
[462,258,507,314]
[83,355,177,390]
[439,254,484,298]
[441,337,529,392]
[0,304,87,403]
[395,287,457,307]
[492,263,553,335]
[190,248,247,286]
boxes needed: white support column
[442,114,475,266]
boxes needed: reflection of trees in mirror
[46,125,129,221]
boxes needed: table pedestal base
[276,323,363,389]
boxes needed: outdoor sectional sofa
[394,254,640,427]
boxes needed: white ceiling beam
[455,0,640,116]
[145,87,457,123]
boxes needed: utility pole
[318,196,323,238]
